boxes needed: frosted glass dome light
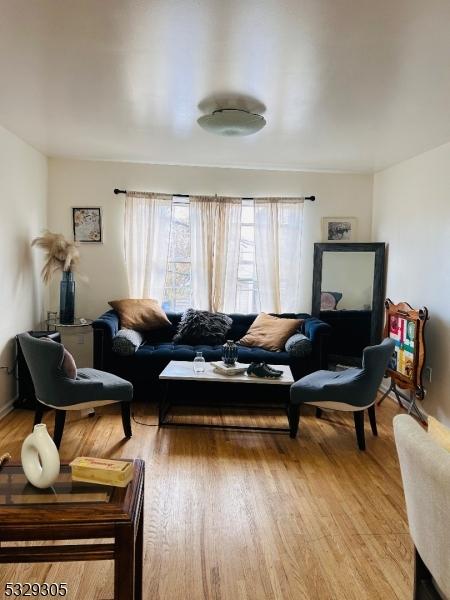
[197,108,266,136]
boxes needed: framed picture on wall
[72,207,103,243]
[322,217,357,242]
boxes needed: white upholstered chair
[394,414,450,599]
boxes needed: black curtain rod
[114,188,315,201]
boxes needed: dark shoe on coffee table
[265,364,283,376]
[246,362,282,379]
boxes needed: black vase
[59,271,75,324]
[222,340,238,365]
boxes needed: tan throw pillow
[238,313,303,352]
[109,299,171,331]
[428,416,450,452]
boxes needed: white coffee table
[158,360,294,432]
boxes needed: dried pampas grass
[32,231,80,284]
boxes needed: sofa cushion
[173,309,232,345]
[137,342,291,365]
[144,312,181,342]
[112,328,144,356]
[285,333,312,358]
[226,312,308,341]
[108,298,171,331]
[238,313,303,352]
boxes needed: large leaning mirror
[312,243,386,363]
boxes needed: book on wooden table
[210,361,248,376]
[70,457,133,487]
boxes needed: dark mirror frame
[312,243,386,345]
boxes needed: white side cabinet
[50,319,94,368]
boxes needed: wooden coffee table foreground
[158,360,294,432]
[0,459,144,600]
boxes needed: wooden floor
[0,398,412,600]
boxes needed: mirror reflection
[320,252,375,311]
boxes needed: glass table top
[0,465,113,506]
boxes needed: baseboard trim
[0,397,16,420]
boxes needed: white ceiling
[1,0,449,173]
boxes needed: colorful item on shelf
[388,314,415,379]
[383,298,428,400]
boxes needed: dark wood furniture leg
[288,404,300,439]
[121,402,132,438]
[368,404,378,436]
[53,409,66,449]
[353,410,366,450]
[413,546,441,600]
[33,404,44,427]
[158,381,170,426]
[0,460,144,600]
[315,407,323,418]
[115,524,135,600]
[134,502,144,600]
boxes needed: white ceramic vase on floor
[21,423,60,488]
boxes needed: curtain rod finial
[114,188,127,195]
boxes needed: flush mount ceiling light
[197,108,266,136]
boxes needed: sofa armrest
[92,310,120,370]
[303,317,332,369]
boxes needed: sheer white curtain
[124,191,173,300]
[254,198,304,312]
[190,196,242,312]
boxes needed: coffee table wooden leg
[158,381,170,426]
[115,524,135,600]
[288,404,300,439]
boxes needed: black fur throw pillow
[173,309,232,345]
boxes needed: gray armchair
[289,338,395,449]
[17,333,133,449]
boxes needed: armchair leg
[368,404,378,436]
[33,404,44,428]
[315,407,323,419]
[413,546,440,599]
[288,404,300,439]
[353,410,366,450]
[121,402,132,438]
[53,410,66,449]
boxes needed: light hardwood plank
[0,397,412,599]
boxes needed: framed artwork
[72,207,102,243]
[322,217,357,242]
[384,299,428,399]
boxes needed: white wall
[0,125,47,417]
[48,158,373,319]
[373,141,450,425]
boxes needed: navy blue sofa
[93,310,331,400]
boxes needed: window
[236,199,260,313]
[162,197,192,312]
[125,192,303,314]
[162,197,261,313]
